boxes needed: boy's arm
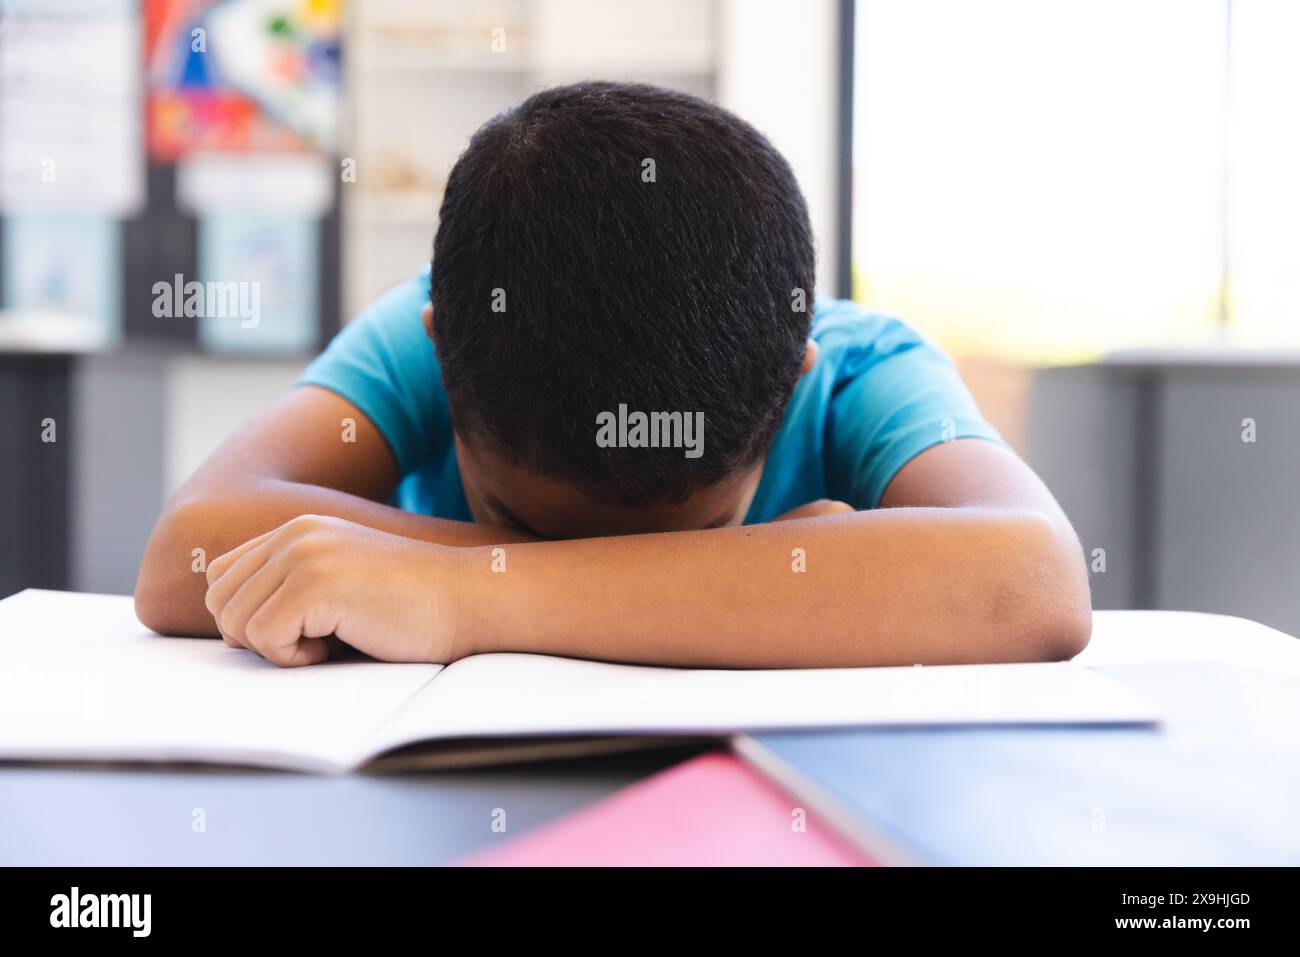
[134,386,531,637]
[465,439,1091,666]
[202,439,1092,667]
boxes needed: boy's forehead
[456,436,759,538]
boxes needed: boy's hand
[203,515,464,667]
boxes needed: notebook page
[0,590,441,773]
[361,650,1159,760]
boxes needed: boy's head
[427,81,816,538]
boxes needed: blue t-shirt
[297,271,1001,523]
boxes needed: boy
[135,82,1090,668]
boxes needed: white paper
[365,650,1159,758]
[0,590,441,772]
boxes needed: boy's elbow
[133,584,169,636]
[134,496,212,636]
[1005,513,1094,663]
[134,551,184,635]
[1035,595,1093,662]
[133,544,182,636]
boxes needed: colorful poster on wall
[144,0,340,354]
[145,0,342,160]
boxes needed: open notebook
[0,590,1157,773]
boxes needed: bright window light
[1229,0,1300,347]
[852,0,1229,361]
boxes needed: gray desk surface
[0,746,706,866]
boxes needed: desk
[740,609,1300,865]
[0,748,704,866]
[1,610,1295,866]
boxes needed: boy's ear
[421,303,436,341]
[799,338,820,377]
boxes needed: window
[849,0,1295,360]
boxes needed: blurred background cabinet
[1030,356,1300,636]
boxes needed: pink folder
[464,751,871,866]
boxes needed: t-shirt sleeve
[820,306,1004,509]
[295,273,447,477]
